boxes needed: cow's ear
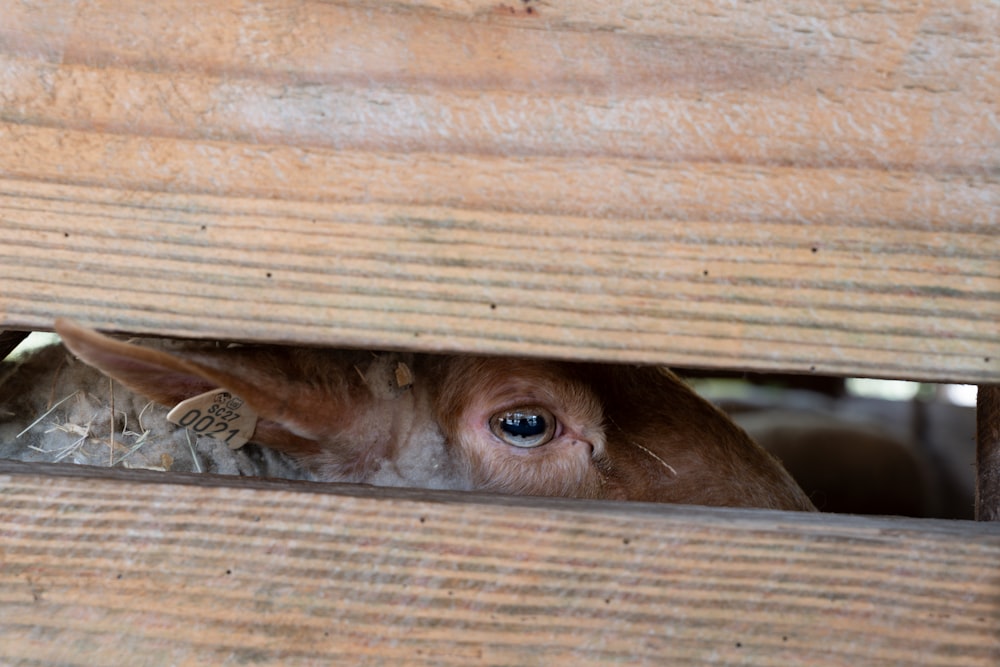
[54,319,326,457]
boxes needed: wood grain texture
[1,460,998,666]
[978,385,1000,521]
[0,0,997,382]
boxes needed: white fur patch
[0,343,310,480]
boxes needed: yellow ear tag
[166,389,258,450]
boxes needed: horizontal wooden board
[0,0,997,382]
[1,460,998,666]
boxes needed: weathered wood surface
[0,0,996,383]
[979,385,1000,521]
[1,460,998,666]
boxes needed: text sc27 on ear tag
[166,389,258,449]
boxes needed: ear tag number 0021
[166,389,258,450]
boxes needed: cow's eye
[489,407,556,448]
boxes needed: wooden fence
[1,1,998,663]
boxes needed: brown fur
[52,319,815,511]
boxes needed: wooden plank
[0,0,997,382]
[978,385,1000,521]
[1,460,998,666]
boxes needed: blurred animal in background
[735,411,940,517]
[694,371,974,519]
[0,320,815,511]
